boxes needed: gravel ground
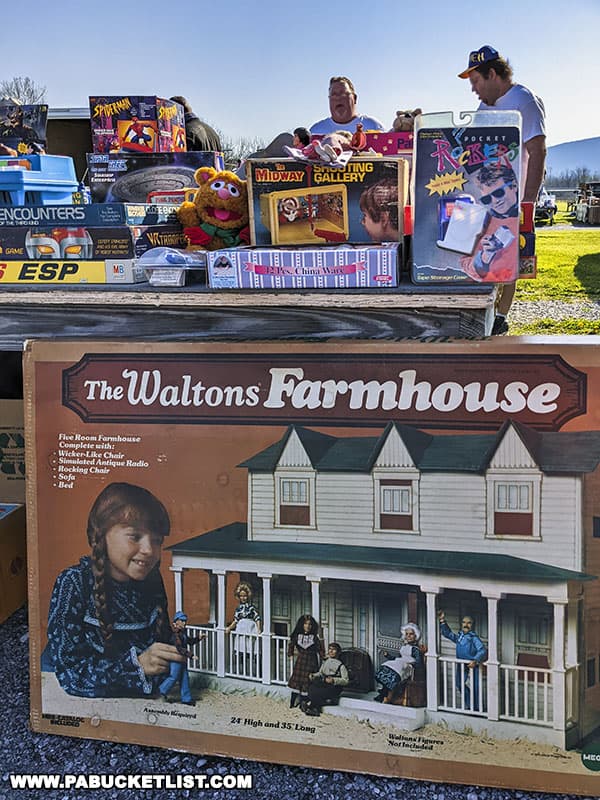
[508,300,600,327]
[1,606,595,800]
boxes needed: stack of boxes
[0,94,225,286]
[206,152,410,289]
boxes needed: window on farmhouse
[279,478,310,526]
[380,480,412,530]
[494,481,533,536]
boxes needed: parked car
[535,187,558,224]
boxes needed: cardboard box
[0,503,26,623]
[411,112,521,285]
[87,152,224,204]
[0,259,146,284]
[0,202,180,228]
[0,400,24,503]
[25,338,600,795]
[247,156,408,246]
[0,101,48,153]
[365,131,413,155]
[89,96,186,154]
[130,224,187,258]
[0,225,135,260]
[206,244,400,289]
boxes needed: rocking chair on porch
[379,646,427,708]
[339,648,374,695]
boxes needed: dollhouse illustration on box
[169,420,600,749]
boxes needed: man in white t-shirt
[310,76,384,136]
[459,45,546,334]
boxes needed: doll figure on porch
[374,622,424,704]
[288,614,324,709]
[177,166,250,251]
[225,582,261,673]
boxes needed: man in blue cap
[459,45,546,334]
[159,611,205,706]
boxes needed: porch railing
[187,628,293,684]
[438,656,487,716]
[187,625,217,674]
[499,663,553,725]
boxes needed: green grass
[507,201,600,334]
[516,229,600,301]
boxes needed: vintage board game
[246,156,408,246]
[26,338,600,796]
[411,111,521,285]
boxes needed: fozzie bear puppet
[177,166,250,250]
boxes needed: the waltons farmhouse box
[26,338,600,796]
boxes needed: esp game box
[25,337,600,796]
[411,111,521,285]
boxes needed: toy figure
[42,482,184,698]
[350,122,367,152]
[225,582,261,668]
[374,623,424,703]
[301,642,349,716]
[159,611,205,706]
[359,178,399,241]
[177,166,250,251]
[438,610,487,711]
[293,127,311,148]
[392,108,422,132]
[122,113,153,150]
[287,614,324,708]
[302,130,353,164]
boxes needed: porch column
[550,598,567,732]
[484,593,502,721]
[422,586,440,712]
[171,566,183,614]
[215,570,227,678]
[208,573,217,626]
[307,576,321,627]
[565,598,581,727]
[258,573,272,685]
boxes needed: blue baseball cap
[173,611,188,622]
[458,45,500,78]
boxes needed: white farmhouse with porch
[168,421,600,749]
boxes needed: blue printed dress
[43,556,166,698]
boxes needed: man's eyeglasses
[480,182,516,205]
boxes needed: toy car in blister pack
[411,111,521,284]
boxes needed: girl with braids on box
[43,482,185,698]
[287,614,324,709]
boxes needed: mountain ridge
[546,137,600,176]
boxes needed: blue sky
[1,0,598,148]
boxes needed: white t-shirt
[309,114,384,135]
[478,84,545,189]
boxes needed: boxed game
[138,247,206,287]
[26,337,600,796]
[130,224,187,258]
[411,111,521,285]
[89,96,186,154]
[0,202,180,228]
[0,225,135,260]
[365,131,413,155]
[0,101,48,153]
[0,399,25,503]
[87,152,224,204]
[247,156,408,246]
[206,244,400,289]
[0,503,26,623]
[0,258,145,284]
